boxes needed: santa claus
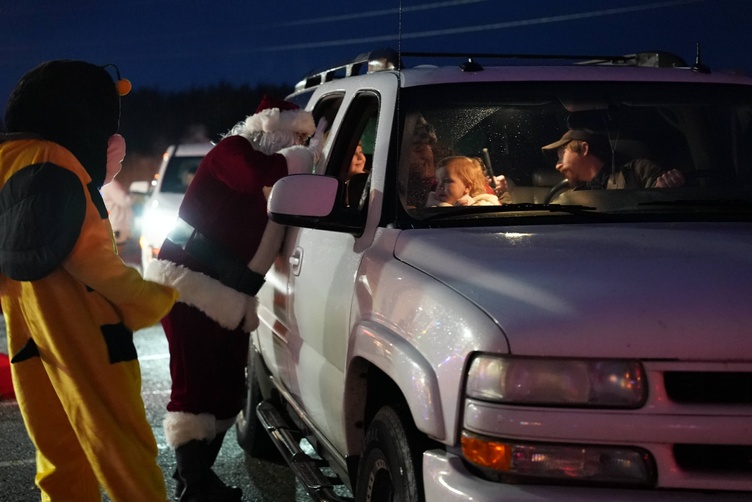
[145,95,325,502]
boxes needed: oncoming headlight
[466,355,646,408]
[141,207,179,244]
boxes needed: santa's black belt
[166,218,265,297]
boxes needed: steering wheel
[543,179,570,204]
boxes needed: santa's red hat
[244,95,315,136]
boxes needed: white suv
[131,142,212,272]
[238,48,752,501]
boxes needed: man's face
[409,143,435,178]
[555,143,593,185]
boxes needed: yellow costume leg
[72,362,168,502]
[13,357,100,502]
[11,320,168,501]
[44,337,168,502]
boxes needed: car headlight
[466,355,645,408]
[141,208,178,244]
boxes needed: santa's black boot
[175,440,242,502]
[172,468,183,500]
[206,431,226,468]
[206,431,242,498]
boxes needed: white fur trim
[145,259,251,331]
[279,145,315,174]
[163,411,216,448]
[245,108,315,136]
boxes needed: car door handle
[290,247,303,276]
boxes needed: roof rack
[294,48,691,91]
[294,48,400,92]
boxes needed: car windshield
[397,81,752,222]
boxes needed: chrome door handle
[290,247,303,276]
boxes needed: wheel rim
[367,457,394,501]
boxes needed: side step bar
[256,401,353,502]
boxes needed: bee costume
[0,60,178,501]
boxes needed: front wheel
[355,404,423,502]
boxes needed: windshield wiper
[420,202,597,220]
[505,203,597,213]
[638,199,752,210]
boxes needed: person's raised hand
[655,168,685,188]
[307,117,328,164]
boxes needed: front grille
[674,444,752,473]
[664,372,752,404]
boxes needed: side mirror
[268,174,365,234]
[268,174,338,218]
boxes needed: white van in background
[130,142,213,272]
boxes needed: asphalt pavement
[0,242,311,502]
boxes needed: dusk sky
[2,0,752,121]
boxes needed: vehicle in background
[238,48,752,501]
[130,142,212,272]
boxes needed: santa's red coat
[155,135,290,438]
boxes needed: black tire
[236,346,276,458]
[355,405,423,502]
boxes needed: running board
[256,401,353,502]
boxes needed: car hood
[393,222,752,360]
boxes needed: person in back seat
[347,141,367,180]
[542,128,685,190]
[345,141,369,207]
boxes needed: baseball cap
[541,129,606,151]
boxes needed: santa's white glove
[307,117,328,165]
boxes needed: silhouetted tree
[119,82,292,156]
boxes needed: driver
[541,128,685,190]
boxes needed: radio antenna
[692,42,710,73]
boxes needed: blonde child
[426,156,501,206]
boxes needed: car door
[253,94,344,392]
[282,90,386,452]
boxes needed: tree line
[120,82,293,155]
[117,82,293,186]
